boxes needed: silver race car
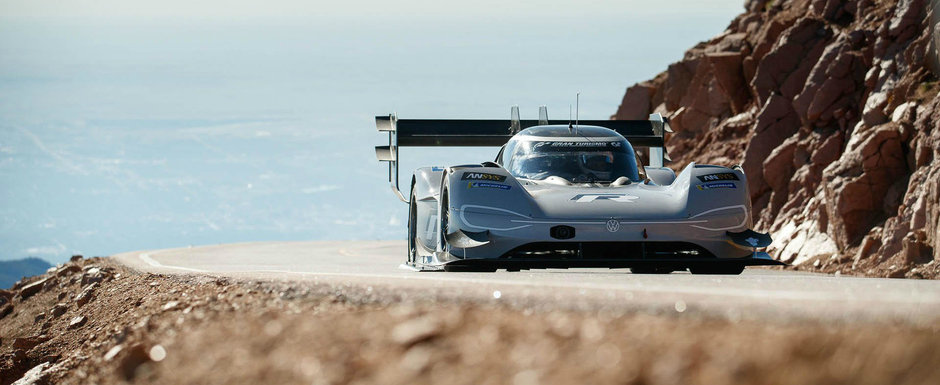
[375,107,783,274]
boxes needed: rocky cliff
[614,0,940,278]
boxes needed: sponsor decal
[461,172,507,182]
[696,172,739,182]
[431,167,444,172]
[571,193,639,203]
[533,141,625,152]
[696,182,737,190]
[467,182,511,190]
[606,219,620,232]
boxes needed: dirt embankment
[2,257,939,385]
[614,0,940,279]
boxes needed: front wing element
[726,229,773,248]
[438,251,784,271]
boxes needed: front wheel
[438,188,496,273]
[443,264,497,272]
[438,188,450,255]
[407,192,418,264]
[689,265,745,275]
[630,267,674,274]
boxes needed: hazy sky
[1,0,743,22]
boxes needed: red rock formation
[613,0,940,278]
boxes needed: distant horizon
[0,0,742,22]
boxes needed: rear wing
[375,107,673,202]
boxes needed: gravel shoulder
[1,257,939,385]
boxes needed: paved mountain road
[112,241,940,325]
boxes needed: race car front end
[438,164,783,273]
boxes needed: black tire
[444,265,498,273]
[407,192,418,265]
[630,267,674,274]
[438,188,496,273]
[689,265,745,275]
[439,188,450,256]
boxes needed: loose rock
[50,303,68,318]
[12,335,50,350]
[391,316,442,346]
[55,264,81,277]
[68,315,88,329]
[161,301,180,312]
[76,283,98,307]
[81,267,107,285]
[11,362,51,385]
[0,289,14,304]
[104,345,123,361]
[18,278,49,300]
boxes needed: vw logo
[605,219,620,232]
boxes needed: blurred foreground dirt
[2,257,939,385]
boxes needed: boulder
[681,54,732,120]
[899,230,933,264]
[823,125,908,250]
[810,131,844,167]
[855,231,883,268]
[710,32,748,53]
[793,35,866,128]
[742,94,801,200]
[764,137,799,194]
[614,82,655,120]
[751,18,832,105]
[706,52,750,113]
[664,59,700,110]
[888,0,925,39]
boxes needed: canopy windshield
[506,139,640,183]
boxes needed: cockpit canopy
[499,125,641,183]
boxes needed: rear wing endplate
[375,109,673,203]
